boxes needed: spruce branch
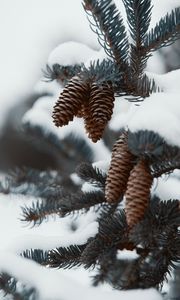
[57,191,106,215]
[43,63,82,84]
[129,197,180,248]
[92,257,140,289]
[22,249,49,266]
[92,248,117,286]
[128,130,165,159]
[0,274,17,297]
[23,122,94,173]
[76,162,106,189]
[130,72,159,100]
[0,273,38,300]
[83,0,129,68]
[48,244,87,269]
[81,210,129,268]
[127,130,180,177]
[21,201,53,226]
[21,190,106,225]
[144,7,180,53]
[98,210,128,245]
[151,149,180,178]
[123,0,152,43]
[123,0,152,77]
[80,59,122,86]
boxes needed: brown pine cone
[105,132,135,203]
[82,103,99,142]
[52,76,90,127]
[82,103,106,143]
[86,82,115,142]
[125,159,153,228]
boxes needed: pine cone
[105,132,135,203]
[80,103,104,143]
[85,82,115,142]
[81,103,97,142]
[90,82,115,124]
[125,159,153,228]
[52,76,90,127]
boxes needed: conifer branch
[127,130,180,177]
[21,191,106,225]
[150,147,180,178]
[123,0,152,43]
[123,0,152,77]
[128,130,165,159]
[23,123,94,172]
[0,273,38,300]
[83,0,129,68]
[80,59,122,86]
[43,63,82,84]
[48,244,87,269]
[22,249,49,266]
[76,163,106,189]
[144,8,180,53]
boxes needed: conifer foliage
[1,0,180,298]
[50,0,180,293]
[53,0,180,141]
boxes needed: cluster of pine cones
[52,78,154,228]
[52,76,115,142]
[105,131,153,228]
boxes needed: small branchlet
[0,273,38,300]
[43,63,82,84]
[22,249,49,266]
[48,244,87,269]
[144,8,180,53]
[21,190,106,226]
[83,0,129,68]
[76,162,106,189]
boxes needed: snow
[0,0,99,131]
[109,69,180,147]
[152,176,180,201]
[128,93,180,148]
[48,41,98,66]
[92,160,110,173]
[7,222,98,253]
[0,193,98,253]
[0,192,162,300]
[0,251,162,300]
[0,0,179,299]
[149,69,180,93]
[110,97,133,132]
[117,249,139,260]
[0,0,178,132]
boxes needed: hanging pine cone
[52,76,90,127]
[90,82,115,124]
[85,82,115,142]
[81,103,99,142]
[80,102,105,143]
[105,132,135,203]
[125,159,153,228]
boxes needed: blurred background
[0,0,180,173]
[0,1,179,299]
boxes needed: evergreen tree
[0,0,180,299]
